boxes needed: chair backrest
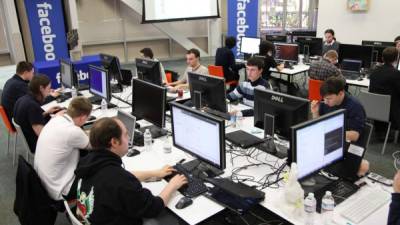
[64,201,83,225]
[208,65,224,78]
[12,118,31,152]
[165,72,172,83]
[357,122,373,151]
[308,79,323,101]
[358,91,391,122]
[0,105,15,133]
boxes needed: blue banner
[227,0,259,58]
[24,0,69,61]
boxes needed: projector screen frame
[141,0,220,23]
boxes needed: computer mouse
[175,196,193,209]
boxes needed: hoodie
[70,148,164,225]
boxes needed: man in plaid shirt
[309,50,342,81]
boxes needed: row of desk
[41,85,391,225]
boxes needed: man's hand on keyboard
[156,165,177,179]
[167,174,188,191]
[393,171,400,193]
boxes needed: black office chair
[356,122,374,151]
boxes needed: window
[261,0,317,32]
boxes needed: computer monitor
[170,102,225,176]
[88,65,111,102]
[291,109,346,181]
[274,43,299,62]
[362,40,395,63]
[338,44,374,69]
[266,35,287,43]
[60,59,77,89]
[117,110,136,145]
[341,59,362,72]
[135,58,162,86]
[254,88,309,139]
[290,30,317,38]
[131,78,167,137]
[296,37,323,56]
[240,36,261,55]
[100,54,123,92]
[188,72,227,113]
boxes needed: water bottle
[143,129,152,151]
[321,191,335,225]
[304,193,316,225]
[101,98,108,110]
[71,86,77,98]
[163,134,172,153]
[230,113,236,127]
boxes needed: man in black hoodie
[69,117,187,225]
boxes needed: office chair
[308,79,323,101]
[357,122,373,151]
[208,65,239,88]
[64,201,83,225]
[0,106,16,156]
[12,118,34,166]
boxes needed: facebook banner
[24,0,69,61]
[227,0,259,58]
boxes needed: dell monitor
[188,72,227,113]
[274,43,299,63]
[131,78,167,137]
[99,53,123,92]
[254,88,309,139]
[296,37,323,56]
[135,58,162,86]
[170,101,225,177]
[60,59,77,89]
[338,44,373,69]
[88,65,112,104]
[291,109,346,181]
[266,35,287,43]
[362,40,395,63]
[240,36,261,55]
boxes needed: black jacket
[1,74,29,120]
[389,193,400,225]
[215,47,240,82]
[70,149,164,225]
[369,64,400,128]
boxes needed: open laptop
[117,110,136,147]
[341,59,362,80]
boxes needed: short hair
[382,47,399,64]
[320,76,346,97]
[140,48,154,59]
[67,97,93,118]
[324,50,338,60]
[394,36,400,43]
[324,29,335,36]
[225,36,236,49]
[186,48,200,58]
[29,74,51,96]
[90,117,122,149]
[246,57,264,70]
[16,61,33,75]
[259,40,275,56]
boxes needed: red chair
[308,79,323,101]
[0,106,16,156]
[208,65,239,87]
[165,72,172,84]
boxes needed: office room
[0,0,400,224]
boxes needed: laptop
[117,110,136,147]
[341,59,362,80]
[226,130,264,149]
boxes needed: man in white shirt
[34,97,92,200]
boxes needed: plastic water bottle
[143,129,152,151]
[304,193,316,225]
[163,134,172,153]
[321,191,335,225]
[101,98,108,110]
[71,86,77,98]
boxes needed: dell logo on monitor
[271,95,284,103]
[199,76,207,82]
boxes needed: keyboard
[341,188,391,224]
[203,108,231,120]
[164,163,208,197]
[312,180,359,213]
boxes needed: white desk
[346,77,370,88]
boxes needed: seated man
[215,36,243,82]
[139,47,167,83]
[34,97,92,201]
[395,36,400,51]
[309,50,342,81]
[167,48,208,92]
[228,57,270,117]
[69,117,187,225]
[388,171,400,225]
[258,40,284,80]
[13,75,63,153]
[311,77,366,145]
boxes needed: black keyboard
[203,108,231,120]
[165,163,208,197]
[312,180,359,213]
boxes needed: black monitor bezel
[338,44,374,69]
[291,109,347,181]
[265,34,287,43]
[88,65,111,102]
[60,59,76,89]
[295,37,323,56]
[170,101,226,170]
[274,42,299,62]
[239,36,261,55]
[135,58,162,86]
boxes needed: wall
[317,0,400,44]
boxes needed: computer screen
[274,43,299,62]
[60,59,75,88]
[254,88,309,138]
[291,109,346,180]
[135,58,162,86]
[296,37,323,56]
[89,65,110,101]
[240,37,261,55]
[338,44,374,69]
[266,35,287,43]
[117,110,136,144]
[100,54,123,84]
[170,102,225,170]
[290,30,317,38]
[188,72,227,113]
[341,59,362,72]
[132,78,166,128]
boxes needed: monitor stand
[181,159,224,179]
[111,83,123,93]
[139,125,167,139]
[257,137,277,155]
[88,96,117,108]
